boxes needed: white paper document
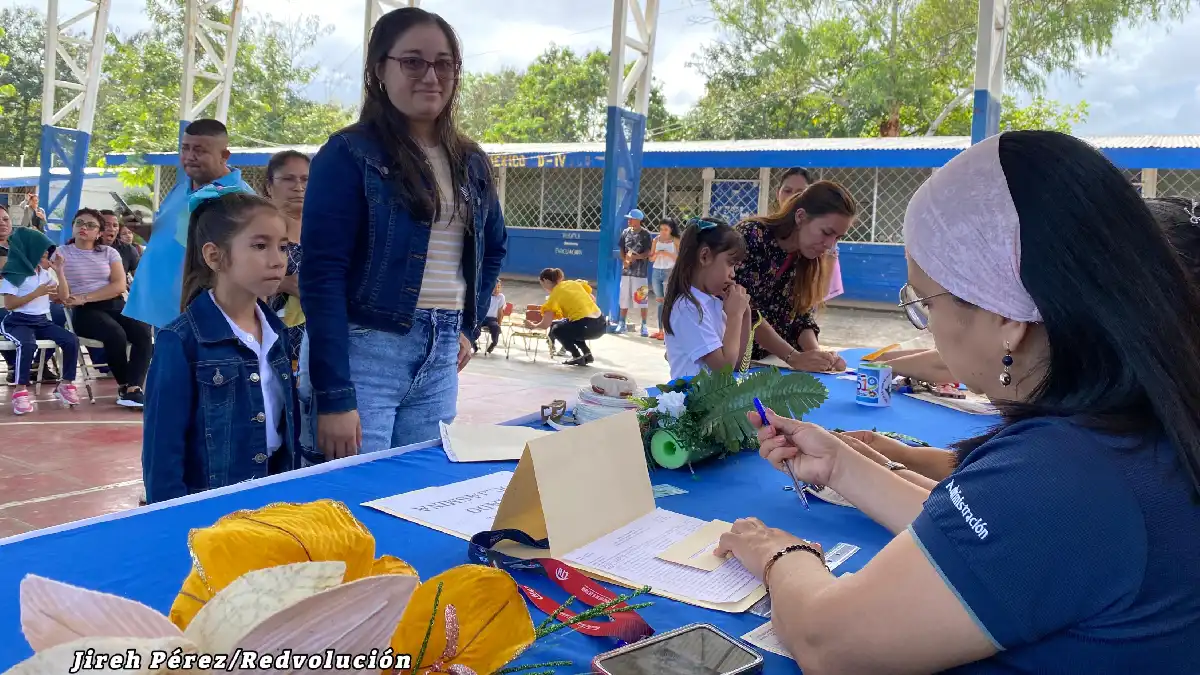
[439,421,552,463]
[361,472,513,540]
[562,508,761,605]
[741,621,792,659]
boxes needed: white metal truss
[607,0,660,114]
[362,0,421,104]
[181,0,244,122]
[971,0,1008,141]
[40,0,111,133]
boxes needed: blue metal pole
[37,124,91,245]
[970,0,1006,144]
[596,106,647,324]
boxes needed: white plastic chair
[0,337,62,401]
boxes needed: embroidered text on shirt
[946,479,989,540]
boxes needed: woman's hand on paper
[786,350,839,373]
[714,517,816,581]
[747,408,847,487]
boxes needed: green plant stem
[495,660,574,674]
[412,581,443,671]
[533,587,652,639]
[536,596,577,630]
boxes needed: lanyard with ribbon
[468,529,654,644]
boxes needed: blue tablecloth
[0,349,993,672]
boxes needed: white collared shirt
[210,291,284,455]
[664,286,727,380]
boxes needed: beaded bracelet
[763,542,825,593]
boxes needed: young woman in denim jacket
[142,189,299,503]
[299,7,507,461]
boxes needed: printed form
[362,472,513,540]
[562,508,761,605]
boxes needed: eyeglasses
[385,55,461,80]
[73,220,100,231]
[897,283,950,330]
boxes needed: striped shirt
[60,244,120,296]
[416,144,467,310]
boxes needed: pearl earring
[1000,342,1013,387]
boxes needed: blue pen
[753,398,810,510]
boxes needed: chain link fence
[1157,170,1200,199]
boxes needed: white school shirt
[0,268,54,317]
[210,291,284,455]
[487,292,506,319]
[664,287,727,380]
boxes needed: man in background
[122,119,254,328]
[614,208,653,336]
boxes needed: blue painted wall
[503,228,905,304]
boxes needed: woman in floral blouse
[735,181,856,372]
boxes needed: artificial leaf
[19,575,181,652]
[690,367,828,451]
[232,574,418,667]
[183,561,347,653]
[393,565,534,675]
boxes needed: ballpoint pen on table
[753,397,810,510]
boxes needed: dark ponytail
[539,267,565,284]
[180,193,278,312]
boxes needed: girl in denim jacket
[142,188,300,504]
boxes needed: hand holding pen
[749,400,843,507]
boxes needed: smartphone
[110,191,133,217]
[591,623,763,675]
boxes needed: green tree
[687,0,1193,139]
[0,8,49,165]
[462,45,679,143]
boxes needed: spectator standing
[300,7,507,460]
[123,119,255,329]
[648,218,679,340]
[264,150,310,368]
[614,209,652,336]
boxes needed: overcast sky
[8,0,1200,136]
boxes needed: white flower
[655,391,688,418]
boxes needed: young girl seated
[662,218,751,380]
[0,228,80,413]
[474,280,505,355]
[142,188,299,504]
[525,268,605,366]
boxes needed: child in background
[649,218,680,340]
[0,228,80,413]
[662,217,752,380]
[142,188,299,504]
[475,280,505,355]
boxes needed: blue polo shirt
[910,416,1200,672]
[123,169,255,329]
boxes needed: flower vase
[649,429,722,469]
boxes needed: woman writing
[735,181,856,373]
[526,268,604,366]
[717,131,1200,672]
[264,149,310,368]
[301,7,506,459]
[59,208,153,408]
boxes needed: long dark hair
[956,131,1200,497]
[1148,196,1200,284]
[357,7,490,228]
[739,181,856,318]
[662,217,747,336]
[180,193,279,311]
[71,208,109,251]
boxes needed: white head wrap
[903,133,1043,323]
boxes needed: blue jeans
[650,266,672,327]
[299,309,461,460]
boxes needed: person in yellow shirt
[525,267,605,366]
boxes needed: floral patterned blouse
[734,219,820,360]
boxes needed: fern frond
[693,369,828,450]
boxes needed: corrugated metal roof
[0,167,121,188]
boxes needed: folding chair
[63,310,113,404]
[0,337,62,401]
[503,305,551,362]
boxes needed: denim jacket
[142,291,300,503]
[300,125,508,414]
